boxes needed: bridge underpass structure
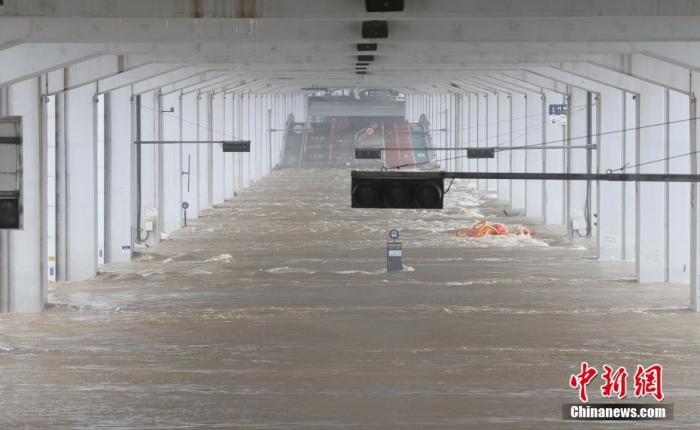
[2,0,700,313]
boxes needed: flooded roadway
[1,168,699,428]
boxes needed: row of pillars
[405,87,698,303]
[0,75,306,312]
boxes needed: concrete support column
[636,86,667,283]
[454,94,463,172]
[181,93,199,217]
[137,91,159,245]
[197,93,213,211]
[104,85,134,263]
[0,78,46,312]
[623,93,637,260]
[595,88,625,258]
[224,93,235,199]
[690,72,700,310]
[476,93,488,190]
[667,91,691,282]
[468,93,478,177]
[567,88,590,236]
[510,94,527,210]
[544,90,566,225]
[254,95,262,181]
[233,92,243,192]
[242,94,251,189]
[486,93,498,192]
[497,92,511,201]
[525,92,544,218]
[64,83,98,280]
[159,92,182,233]
[211,92,225,204]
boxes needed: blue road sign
[389,229,399,240]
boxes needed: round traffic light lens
[415,182,443,208]
[352,182,379,207]
[384,182,410,208]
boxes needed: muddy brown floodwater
[1,168,699,429]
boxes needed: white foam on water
[205,254,234,263]
[266,267,317,274]
[189,268,213,276]
[333,269,385,275]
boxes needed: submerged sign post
[387,229,402,272]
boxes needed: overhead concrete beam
[5,17,700,46]
[97,64,184,94]
[499,71,570,95]
[587,56,691,94]
[488,74,544,94]
[160,72,232,96]
[0,43,101,87]
[6,0,700,19]
[131,67,218,96]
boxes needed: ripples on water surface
[0,169,698,428]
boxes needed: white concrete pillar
[197,93,213,211]
[623,93,637,261]
[64,83,98,280]
[468,93,478,177]
[497,92,511,201]
[159,92,182,233]
[96,94,105,265]
[544,90,566,225]
[667,90,691,282]
[525,92,544,218]
[211,92,225,204]
[223,93,234,200]
[595,88,625,258]
[636,86,668,283]
[690,72,700,311]
[454,94,463,172]
[138,91,160,245]
[510,94,527,210]
[242,94,251,189]
[104,85,134,263]
[181,93,199,217]
[46,94,57,282]
[486,93,498,193]
[476,93,488,190]
[567,88,590,236]
[0,78,46,312]
[254,94,262,180]
[233,92,243,192]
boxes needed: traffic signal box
[351,172,444,209]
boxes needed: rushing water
[0,168,698,428]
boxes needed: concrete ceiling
[3,0,700,94]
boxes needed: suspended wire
[139,102,245,142]
[608,150,700,173]
[391,112,700,171]
[415,102,595,136]
[392,105,588,169]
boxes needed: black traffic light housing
[351,172,444,209]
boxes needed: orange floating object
[455,221,535,238]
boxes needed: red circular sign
[366,127,375,136]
